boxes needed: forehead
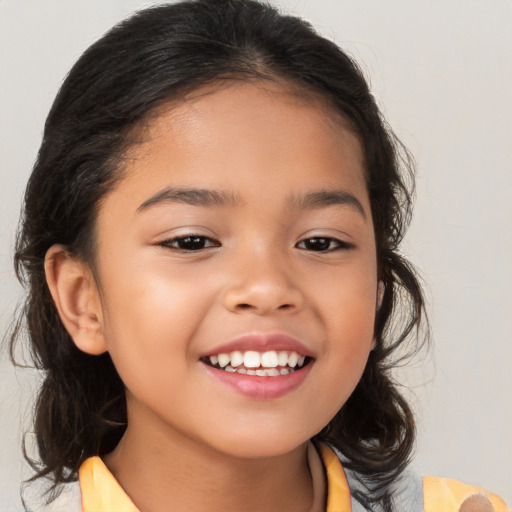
[150,78,357,137]
[111,80,368,210]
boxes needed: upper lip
[200,333,314,358]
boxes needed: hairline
[82,73,369,276]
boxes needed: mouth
[199,333,315,399]
[201,350,312,377]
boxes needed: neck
[103,407,323,512]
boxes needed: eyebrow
[137,187,242,211]
[291,190,367,220]
[137,186,367,220]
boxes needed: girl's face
[91,81,378,458]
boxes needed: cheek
[317,261,377,325]
[97,260,192,373]
[97,253,227,381]
[315,266,377,372]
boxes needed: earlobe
[44,244,108,355]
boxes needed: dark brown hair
[10,1,427,509]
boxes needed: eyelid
[157,234,221,252]
[295,235,355,252]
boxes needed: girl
[9,1,508,511]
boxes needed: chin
[204,424,314,460]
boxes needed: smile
[203,350,310,376]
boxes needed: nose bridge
[223,240,302,314]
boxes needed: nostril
[235,303,293,311]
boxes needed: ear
[45,244,107,355]
[371,281,385,350]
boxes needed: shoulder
[349,469,508,512]
[350,468,509,512]
[421,475,509,512]
[21,478,82,512]
[326,445,509,512]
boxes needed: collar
[79,443,352,511]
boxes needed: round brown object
[459,493,495,512]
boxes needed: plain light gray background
[1,0,511,509]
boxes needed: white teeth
[207,349,309,375]
[277,351,288,366]
[217,353,230,368]
[243,351,261,368]
[230,351,243,367]
[261,350,278,368]
[288,352,299,368]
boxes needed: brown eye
[161,235,219,251]
[296,237,352,252]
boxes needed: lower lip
[203,363,313,400]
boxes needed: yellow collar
[79,443,352,511]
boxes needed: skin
[46,81,379,511]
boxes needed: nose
[222,250,304,315]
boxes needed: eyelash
[158,235,220,252]
[158,235,353,253]
[295,237,354,252]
